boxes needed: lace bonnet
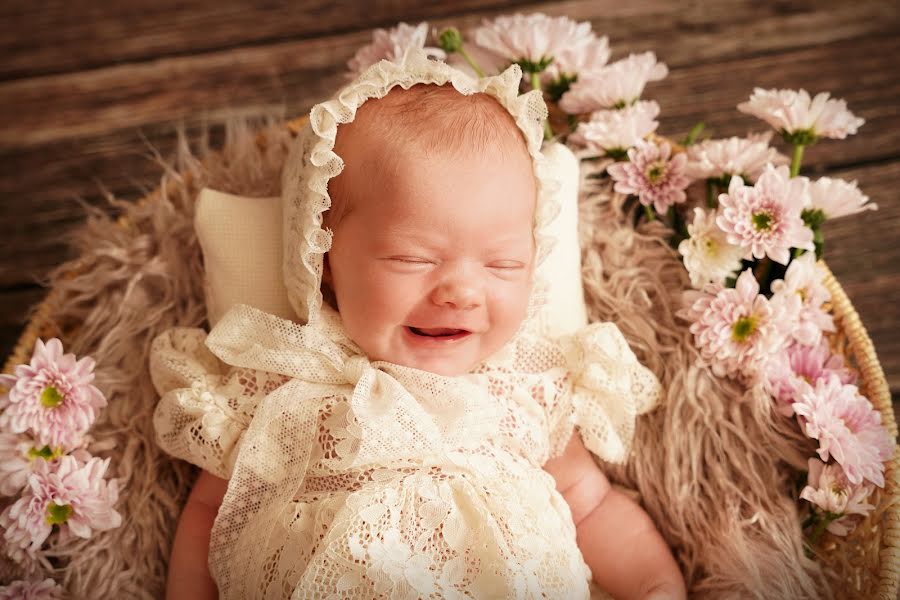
[280,48,560,328]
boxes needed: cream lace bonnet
[280,47,559,330]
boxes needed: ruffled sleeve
[550,322,662,464]
[149,327,289,478]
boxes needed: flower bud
[438,27,463,53]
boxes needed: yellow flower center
[646,161,666,184]
[732,316,757,342]
[40,385,64,408]
[28,445,62,461]
[46,503,73,526]
[751,211,773,231]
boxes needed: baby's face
[325,144,536,376]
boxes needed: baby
[151,51,685,599]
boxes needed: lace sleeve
[562,322,662,464]
[149,328,290,478]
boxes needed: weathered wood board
[1,0,898,402]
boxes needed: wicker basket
[3,116,898,599]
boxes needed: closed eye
[487,260,526,270]
[388,256,433,264]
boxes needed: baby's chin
[384,354,479,378]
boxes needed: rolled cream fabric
[194,143,587,334]
[532,142,588,338]
[194,188,296,326]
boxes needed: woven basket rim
[3,117,898,599]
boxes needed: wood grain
[1,0,898,398]
[0,0,537,80]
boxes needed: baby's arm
[543,432,686,600]
[166,469,227,600]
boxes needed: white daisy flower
[678,208,745,289]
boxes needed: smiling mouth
[407,326,470,338]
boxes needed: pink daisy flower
[1,338,106,450]
[568,101,660,156]
[0,432,55,497]
[679,269,789,381]
[716,164,814,265]
[770,252,835,346]
[471,13,603,75]
[800,458,874,536]
[792,375,895,487]
[808,176,878,220]
[766,340,855,415]
[559,52,668,114]
[346,22,446,76]
[607,140,692,214]
[0,456,121,563]
[0,579,65,600]
[737,88,865,140]
[685,132,789,182]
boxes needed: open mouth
[407,326,470,338]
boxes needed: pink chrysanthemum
[0,579,65,600]
[471,13,606,76]
[0,456,121,563]
[1,338,106,450]
[607,140,692,214]
[685,132,789,182]
[808,176,878,220]
[568,101,660,156]
[0,432,47,497]
[679,269,789,381]
[770,253,835,346]
[716,164,814,265]
[792,375,895,487]
[559,52,668,114]
[766,340,855,415]
[346,22,445,75]
[737,88,865,140]
[800,458,874,536]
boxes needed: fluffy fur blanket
[1,117,836,598]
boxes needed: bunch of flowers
[0,339,121,592]
[347,14,894,541]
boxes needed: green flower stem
[529,71,554,140]
[791,144,805,177]
[644,205,655,222]
[683,122,705,146]
[458,47,485,78]
[807,512,840,547]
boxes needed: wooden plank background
[1,0,898,406]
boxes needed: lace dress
[150,49,660,598]
[151,306,659,599]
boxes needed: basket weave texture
[2,116,898,599]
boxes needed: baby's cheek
[494,282,531,329]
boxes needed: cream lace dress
[150,50,661,599]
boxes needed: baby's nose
[430,274,484,310]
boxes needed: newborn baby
[151,50,685,599]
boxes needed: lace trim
[560,322,662,463]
